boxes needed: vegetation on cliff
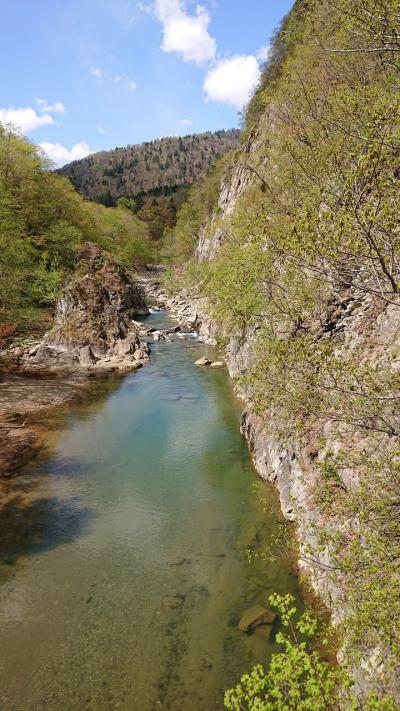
[167,0,400,706]
[1,0,399,703]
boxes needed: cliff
[163,0,400,704]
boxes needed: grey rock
[79,345,97,366]
[195,356,211,367]
[152,331,165,342]
[26,243,150,372]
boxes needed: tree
[225,595,398,710]
[225,595,341,711]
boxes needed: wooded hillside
[59,129,240,205]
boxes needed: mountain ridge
[58,129,240,205]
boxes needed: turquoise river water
[0,310,302,710]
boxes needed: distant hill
[59,129,240,205]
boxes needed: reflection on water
[0,311,302,710]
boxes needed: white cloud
[256,45,270,62]
[97,124,106,134]
[39,140,93,167]
[154,0,182,24]
[113,74,137,91]
[203,54,261,109]
[36,98,65,114]
[154,0,216,64]
[137,1,153,14]
[0,106,54,133]
[90,67,102,78]
[180,118,193,125]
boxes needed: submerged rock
[254,625,273,642]
[238,605,276,633]
[165,592,186,609]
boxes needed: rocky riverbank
[0,255,216,478]
[0,372,107,478]
[141,270,400,701]
[0,244,154,478]
[138,273,373,600]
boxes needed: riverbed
[0,310,302,710]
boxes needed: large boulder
[28,243,150,371]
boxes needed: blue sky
[0,0,294,166]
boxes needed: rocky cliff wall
[146,125,400,698]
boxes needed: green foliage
[164,156,229,263]
[0,125,89,320]
[36,220,82,269]
[85,202,154,268]
[224,595,341,711]
[0,124,159,332]
[319,452,340,483]
[225,595,399,710]
[315,453,400,669]
[167,0,400,703]
[244,0,309,130]
[28,257,65,306]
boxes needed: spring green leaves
[224,595,340,711]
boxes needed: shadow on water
[0,489,93,578]
[0,375,126,577]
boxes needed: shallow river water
[0,311,302,710]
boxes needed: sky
[0,0,294,166]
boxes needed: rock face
[27,243,150,372]
[142,129,400,700]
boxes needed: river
[0,310,302,710]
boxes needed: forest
[58,129,240,204]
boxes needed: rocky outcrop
[140,276,221,345]
[25,243,150,372]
